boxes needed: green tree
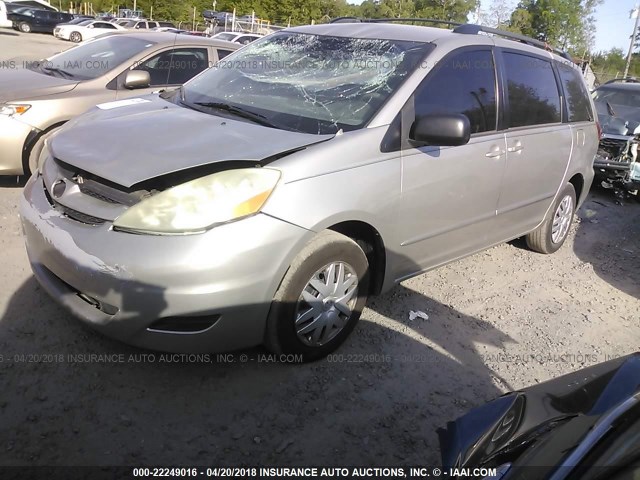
[506,0,602,53]
[61,0,477,28]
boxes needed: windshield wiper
[191,101,279,128]
[42,66,75,79]
[606,101,616,117]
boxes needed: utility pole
[624,5,640,78]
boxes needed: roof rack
[453,24,573,61]
[330,17,463,27]
[328,17,573,62]
[603,77,640,85]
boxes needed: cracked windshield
[183,32,432,134]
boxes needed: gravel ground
[0,32,639,467]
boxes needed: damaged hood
[595,101,640,136]
[0,68,78,103]
[50,95,334,188]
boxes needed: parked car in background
[211,31,261,44]
[210,11,232,23]
[0,32,238,175]
[202,9,217,20]
[4,0,57,12]
[54,19,125,42]
[8,7,73,32]
[66,14,93,22]
[152,27,189,35]
[120,19,160,29]
[157,21,175,28]
[112,18,131,26]
[440,353,640,479]
[592,78,640,197]
[0,1,12,28]
[19,22,597,360]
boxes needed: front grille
[79,184,121,204]
[54,157,145,206]
[59,205,106,225]
[43,182,106,225]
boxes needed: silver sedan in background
[0,32,238,175]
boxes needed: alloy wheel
[551,194,573,244]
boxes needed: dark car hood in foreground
[0,68,78,103]
[50,96,334,188]
[440,353,640,477]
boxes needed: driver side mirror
[409,113,471,147]
[124,69,151,89]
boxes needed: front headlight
[113,168,281,235]
[0,104,31,117]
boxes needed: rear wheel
[264,230,369,362]
[526,183,576,254]
[19,22,31,33]
[69,31,82,43]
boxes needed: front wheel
[264,230,369,362]
[19,22,32,33]
[526,183,576,254]
[69,31,82,43]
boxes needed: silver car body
[20,23,598,353]
[0,32,239,175]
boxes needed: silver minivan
[20,21,599,361]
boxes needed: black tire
[526,183,576,254]
[27,126,61,176]
[70,31,82,43]
[264,230,369,362]
[19,22,32,33]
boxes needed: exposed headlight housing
[113,168,281,235]
[0,104,31,117]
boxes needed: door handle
[507,141,524,153]
[485,148,505,158]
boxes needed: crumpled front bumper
[20,173,314,352]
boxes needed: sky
[591,0,637,53]
[346,0,639,53]
[477,0,637,53]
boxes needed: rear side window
[217,49,233,60]
[413,49,497,134]
[557,62,593,122]
[503,52,561,127]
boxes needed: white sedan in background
[54,19,125,42]
[210,31,261,44]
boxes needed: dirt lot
[0,31,639,467]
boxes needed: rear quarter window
[557,62,593,122]
[503,52,561,128]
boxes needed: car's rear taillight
[596,121,603,139]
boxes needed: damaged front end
[592,82,640,196]
[594,131,640,194]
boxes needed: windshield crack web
[188,32,422,134]
[235,35,405,133]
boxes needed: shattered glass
[184,32,431,134]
